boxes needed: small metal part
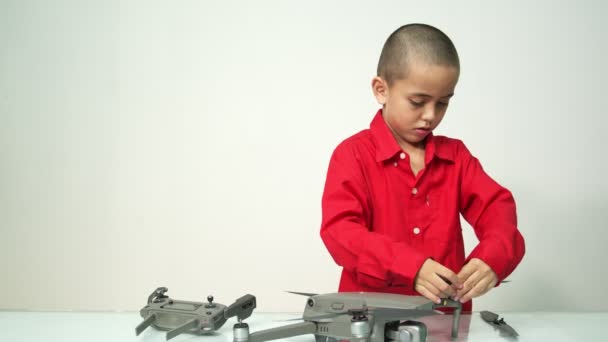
[206,295,215,308]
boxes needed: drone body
[243,292,461,342]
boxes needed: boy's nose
[421,108,437,122]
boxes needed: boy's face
[372,61,459,151]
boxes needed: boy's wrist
[389,252,430,289]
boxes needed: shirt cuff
[466,246,508,282]
[388,248,430,290]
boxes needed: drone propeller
[285,291,319,297]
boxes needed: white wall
[1,0,607,312]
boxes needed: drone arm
[249,321,316,342]
[432,298,462,338]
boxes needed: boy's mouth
[414,128,431,136]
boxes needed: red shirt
[320,109,525,308]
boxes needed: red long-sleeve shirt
[320,109,525,309]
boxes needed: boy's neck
[399,140,426,155]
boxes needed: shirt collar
[369,108,456,163]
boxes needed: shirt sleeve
[320,143,429,290]
[458,141,525,281]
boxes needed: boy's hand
[454,258,498,303]
[414,258,463,304]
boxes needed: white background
[1,0,607,312]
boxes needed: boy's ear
[371,77,388,105]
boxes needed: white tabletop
[0,311,606,342]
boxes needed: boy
[320,24,525,311]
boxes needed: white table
[0,311,606,341]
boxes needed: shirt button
[393,162,398,167]
[411,187,418,195]
[400,152,406,160]
[413,227,420,234]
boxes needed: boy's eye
[438,102,449,107]
[409,99,424,107]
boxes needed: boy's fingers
[457,262,477,284]
[436,269,461,289]
[459,273,496,303]
[419,278,449,299]
[460,278,488,303]
[459,276,487,303]
[415,284,442,304]
[479,274,498,295]
[454,270,480,301]
[432,273,456,297]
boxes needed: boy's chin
[401,138,425,148]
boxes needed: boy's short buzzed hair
[377,23,460,85]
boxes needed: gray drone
[135,287,256,340]
[234,291,462,342]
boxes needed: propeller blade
[480,310,499,322]
[285,291,319,297]
[496,322,519,337]
[480,311,519,337]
